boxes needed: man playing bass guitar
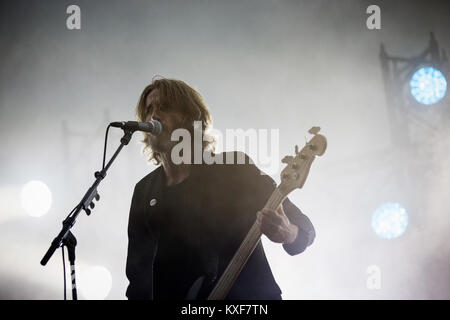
[125,77,316,300]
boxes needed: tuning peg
[85,208,91,216]
[89,202,95,209]
[308,126,320,135]
[95,193,100,201]
[282,156,294,164]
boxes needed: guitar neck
[207,186,286,300]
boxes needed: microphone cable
[102,124,112,170]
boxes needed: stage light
[20,180,52,217]
[79,265,112,300]
[409,67,447,105]
[371,202,408,239]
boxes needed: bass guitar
[187,126,327,300]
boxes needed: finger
[261,206,285,217]
[256,211,262,224]
[276,205,286,216]
[259,219,282,238]
[261,224,284,243]
[260,208,280,218]
[259,214,284,235]
[259,210,282,225]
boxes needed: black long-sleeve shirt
[125,152,315,299]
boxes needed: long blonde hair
[136,77,215,164]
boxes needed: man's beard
[148,129,176,154]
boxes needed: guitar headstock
[279,127,327,196]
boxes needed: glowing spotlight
[410,67,447,105]
[79,265,112,300]
[20,180,52,217]
[371,202,408,239]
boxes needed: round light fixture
[20,180,52,217]
[410,67,447,105]
[371,202,408,239]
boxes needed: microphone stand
[40,129,133,299]
[63,231,77,300]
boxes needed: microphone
[110,120,162,136]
